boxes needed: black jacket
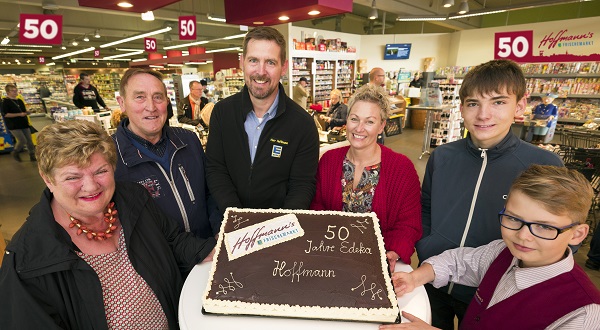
[1,97,29,130]
[326,102,348,129]
[0,182,216,329]
[72,83,106,110]
[205,84,319,211]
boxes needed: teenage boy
[416,59,564,329]
[382,165,600,330]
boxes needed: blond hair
[347,84,390,121]
[36,120,117,182]
[509,165,593,224]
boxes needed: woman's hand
[386,250,400,274]
[391,272,417,297]
[379,311,437,329]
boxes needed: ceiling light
[103,50,144,59]
[100,26,172,48]
[207,14,226,22]
[47,62,56,66]
[61,45,66,50]
[397,16,447,21]
[449,9,506,19]
[94,30,100,38]
[253,21,264,25]
[1,37,9,45]
[117,2,133,8]
[458,0,469,14]
[223,33,247,40]
[279,16,289,21]
[83,35,89,42]
[442,0,454,8]
[206,46,242,53]
[72,40,78,46]
[369,0,378,20]
[308,10,320,16]
[52,47,95,60]
[141,11,155,21]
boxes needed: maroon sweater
[462,247,600,329]
[310,145,422,263]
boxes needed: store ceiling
[0,0,597,66]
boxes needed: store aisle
[0,124,598,289]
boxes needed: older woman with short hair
[0,120,215,329]
[311,84,422,272]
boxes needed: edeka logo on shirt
[272,145,283,158]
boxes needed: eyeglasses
[498,207,579,240]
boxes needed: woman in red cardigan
[311,84,422,273]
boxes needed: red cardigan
[310,145,422,264]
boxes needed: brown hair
[459,59,526,103]
[243,26,286,63]
[4,83,17,93]
[509,165,593,224]
[119,68,166,99]
[347,83,390,121]
[36,120,117,183]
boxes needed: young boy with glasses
[383,165,600,330]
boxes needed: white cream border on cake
[202,207,400,322]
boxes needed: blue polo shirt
[244,93,279,163]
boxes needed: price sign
[179,15,196,40]
[94,49,100,58]
[38,56,45,64]
[494,31,533,61]
[19,14,62,45]
[144,37,157,52]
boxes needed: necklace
[68,202,118,241]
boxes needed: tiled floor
[1,117,599,289]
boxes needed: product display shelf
[64,74,78,99]
[224,76,244,92]
[163,77,177,109]
[292,57,313,105]
[91,72,122,101]
[314,60,335,105]
[335,60,355,104]
[0,112,14,153]
[429,83,463,148]
[39,74,69,101]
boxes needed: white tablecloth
[179,261,431,329]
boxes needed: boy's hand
[391,272,417,297]
[379,311,437,329]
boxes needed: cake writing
[215,272,244,295]
[225,214,305,261]
[273,260,336,283]
[350,218,370,234]
[351,275,383,300]
[231,214,249,229]
[304,240,372,254]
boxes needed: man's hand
[379,311,436,329]
[391,272,417,297]
[202,247,216,263]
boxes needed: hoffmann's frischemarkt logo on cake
[202,208,400,323]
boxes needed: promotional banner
[19,14,62,45]
[144,37,157,52]
[495,28,599,62]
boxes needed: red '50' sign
[20,14,62,45]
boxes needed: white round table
[179,261,431,329]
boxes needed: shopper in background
[531,92,559,143]
[368,68,386,144]
[384,165,600,330]
[0,120,215,329]
[293,76,309,110]
[311,84,422,273]
[409,72,425,88]
[178,80,209,128]
[73,72,110,112]
[1,83,35,162]
[112,68,221,239]
[206,26,319,211]
[369,67,386,87]
[38,81,52,113]
[319,88,348,130]
[416,59,564,329]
